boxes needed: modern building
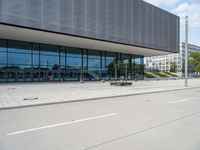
[144,53,182,73]
[181,42,200,75]
[0,0,179,82]
[144,42,200,76]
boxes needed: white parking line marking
[170,97,198,104]
[7,113,117,136]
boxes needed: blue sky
[144,0,200,46]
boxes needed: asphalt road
[0,88,200,150]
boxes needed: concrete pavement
[0,88,200,150]
[0,78,200,109]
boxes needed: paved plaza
[0,86,200,150]
[0,79,200,109]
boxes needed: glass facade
[0,39,144,82]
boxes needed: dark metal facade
[0,0,179,53]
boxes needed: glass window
[106,52,116,67]
[7,40,32,66]
[60,47,66,68]
[40,44,59,56]
[8,53,32,65]
[66,57,81,68]
[0,52,7,64]
[88,59,100,68]
[8,40,32,54]
[135,55,144,79]
[102,52,106,68]
[0,65,7,82]
[67,47,82,58]
[88,50,101,68]
[87,67,101,80]
[60,56,65,68]
[33,55,39,66]
[0,39,7,52]
[33,43,39,54]
[66,47,82,68]
[60,47,65,57]
[83,49,87,68]
[33,43,39,67]
[40,55,59,67]
[40,44,59,69]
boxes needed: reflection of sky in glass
[33,55,39,66]
[0,39,144,80]
[88,58,100,68]
[67,57,81,67]
[106,58,114,67]
[0,46,7,52]
[40,50,59,56]
[0,52,7,64]
[40,55,59,66]
[60,56,65,66]
[135,56,143,65]
[8,53,31,65]
[8,48,31,54]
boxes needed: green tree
[170,62,177,73]
[189,52,200,73]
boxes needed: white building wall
[145,42,200,76]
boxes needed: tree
[189,52,200,74]
[170,62,177,73]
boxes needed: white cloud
[144,0,176,7]
[145,0,200,29]
[173,2,200,29]
[144,0,200,45]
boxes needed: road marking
[7,113,117,136]
[169,97,198,104]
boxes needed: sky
[144,0,200,46]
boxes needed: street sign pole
[185,16,188,87]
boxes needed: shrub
[144,72,155,78]
[165,72,178,77]
[153,72,168,77]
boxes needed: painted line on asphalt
[169,97,198,104]
[7,113,117,136]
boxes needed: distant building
[181,42,200,75]
[144,42,200,76]
[144,53,182,73]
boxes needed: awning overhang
[0,24,172,57]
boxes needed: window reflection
[135,55,144,79]
[0,52,7,64]
[8,53,32,65]
[7,40,32,66]
[8,40,32,54]
[88,50,101,68]
[66,48,82,68]
[0,39,7,52]
[0,39,144,82]
[40,44,59,69]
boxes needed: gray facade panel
[0,0,179,53]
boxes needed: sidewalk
[0,79,200,109]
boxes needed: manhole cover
[8,88,16,90]
[23,97,38,101]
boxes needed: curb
[1,86,200,110]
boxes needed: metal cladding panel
[96,0,107,40]
[0,0,180,53]
[43,0,59,31]
[59,0,73,34]
[86,0,96,37]
[24,0,43,28]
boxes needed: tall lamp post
[185,16,189,87]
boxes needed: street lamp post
[185,16,188,87]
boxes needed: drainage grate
[23,97,38,101]
[8,88,16,90]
